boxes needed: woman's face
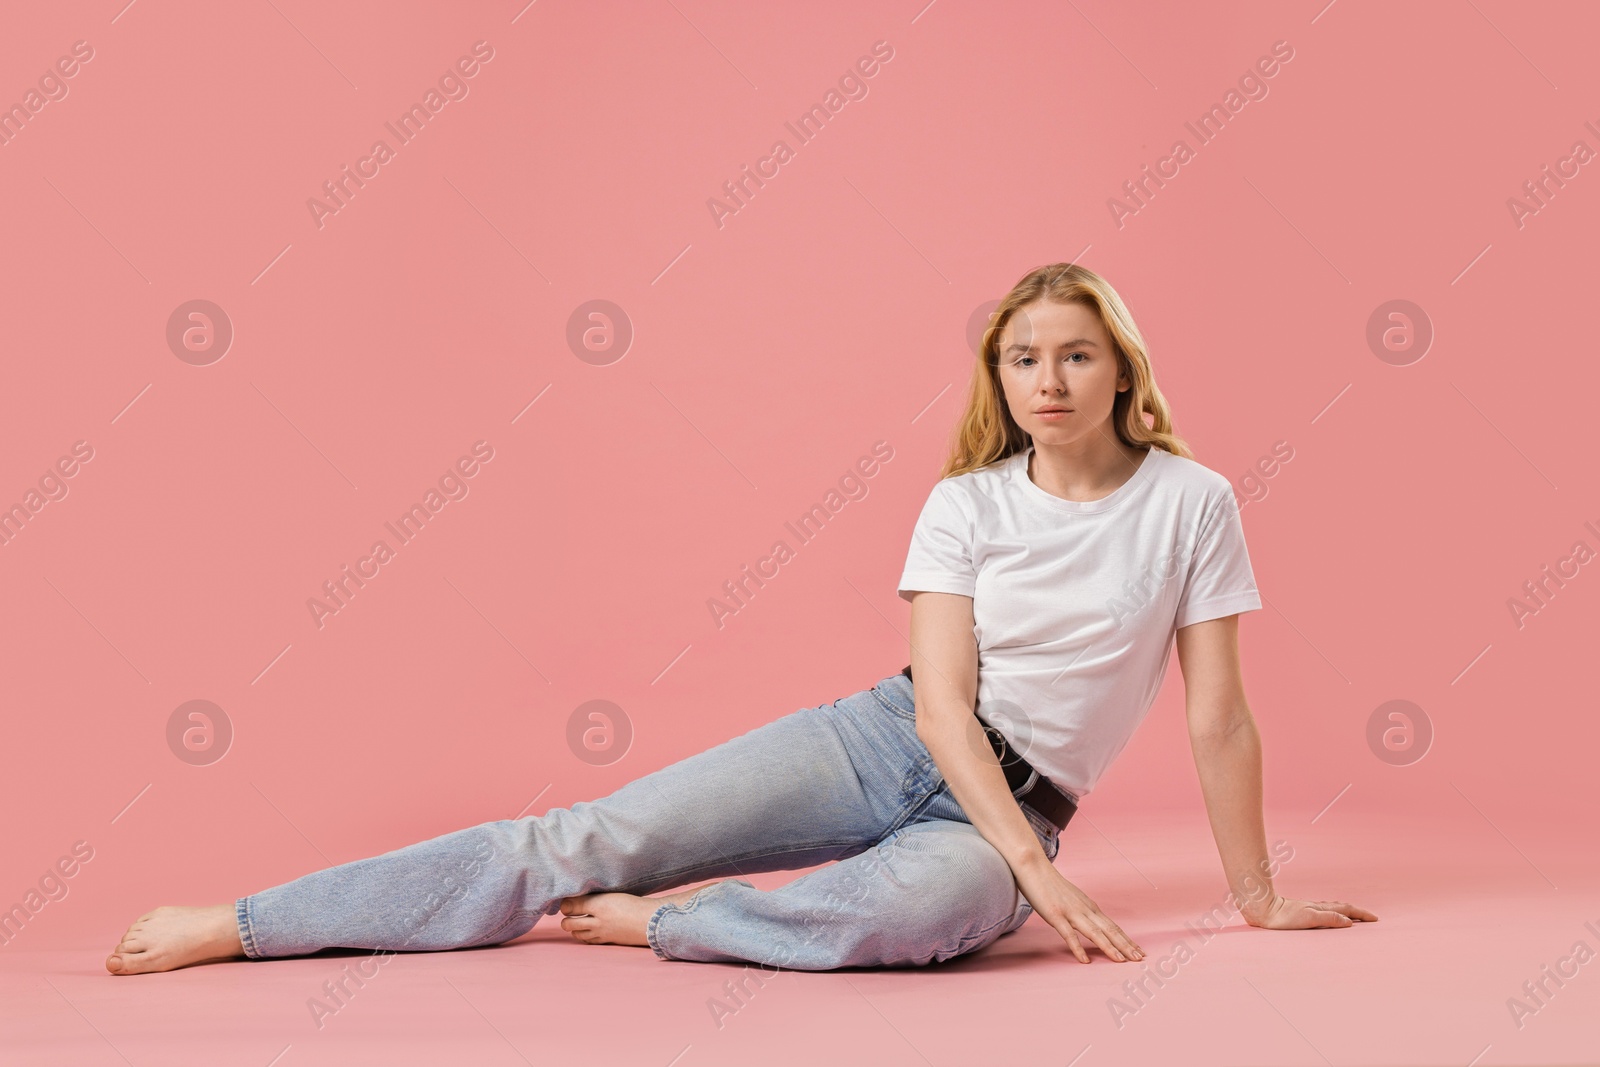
[995,299,1130,446]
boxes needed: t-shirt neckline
[1012,445,1159,514]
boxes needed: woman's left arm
[1175,615,1379,930]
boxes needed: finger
[1306,900,1364,922]
[1091,914,1143,958]
[1053,918,1090,963]
[1106,923,1145,961]
[1076,919,1125,962]
[1305,907,1353,928]
[1083,921,1130,962]
[1320,901,1379,922]
[1076,899,1144,959]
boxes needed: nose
[1039,361,1067,393]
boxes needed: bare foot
[105,904,245,975]
[558,882,728,947]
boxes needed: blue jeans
[235,671,1063,971]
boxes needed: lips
[1036,407,1072,414]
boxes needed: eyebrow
[1001,337,1101,354]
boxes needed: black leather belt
[899,664,1078,833]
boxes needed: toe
[107,950,152,975]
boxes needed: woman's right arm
[907,590,1146,965]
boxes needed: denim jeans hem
[235,898,262,959]
[646,907,673,961]
[647,878,756,961]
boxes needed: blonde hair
[939,262,1192,479]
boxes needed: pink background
[2,1,1597,1063]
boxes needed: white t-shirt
[897,445,1263,801]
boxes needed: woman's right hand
[1013,855,1145,964]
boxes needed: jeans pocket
[870,679,917,721]
[1021,804,1061,860]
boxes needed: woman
[106,262,1375,975]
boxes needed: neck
[1027,437,1149,502]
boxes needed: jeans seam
[468,908,534,949]
[882,774,942,838]
[876,827,1027,967]
[955,910,1023,953]
[236,897,261,959]
[627,690,927,895]
[884,908,1020,968]
[1022,807,1055,844]
[870,683,915,720]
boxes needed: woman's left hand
[1241,894,1378,929]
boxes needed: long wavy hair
[939,263,1192,479]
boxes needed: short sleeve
[1174,489,1263,628]
[897,479,977,601]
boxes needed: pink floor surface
[3,806,1596,1066]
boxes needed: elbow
[1188,704,1256,747]
[913,703,961,752]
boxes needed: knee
[887,829,1018,924]
[429,822,512,892]
[457,819,520,862]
